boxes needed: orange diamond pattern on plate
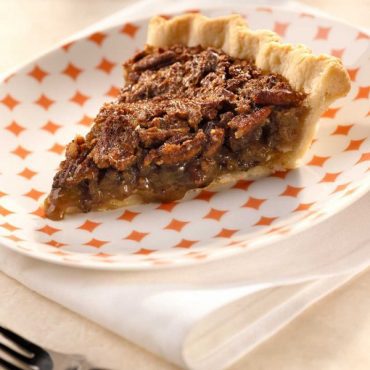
[125,230,149,242]
[216,228,238,238]
[293,202,315,212]
[307,155,329,167]
[89,32,107,45]
[354,86,370,100]
[164,219,189,232]
[344,139,365,151]
[6,121,25,136]
[11,146,31,159]
[357,31,370,40]
[24,188,44,200]
[331,48,345,58]
[50,250,69,256]
[174,239,197,249]
[314,26,331,40]
[30,206,45,218]
[271,170,289,179]
[320,172,341,183]
[18,168,37,179]
[35,94,54,110]
[78,115,93,126]
[347,68,359,82]
[186,252,207,260]
[70,91,89,105]
[280,185,303,197]
[63,63,82,80]
[84,238,108,248]
[134,248,155,255]
[1,94,20,110]
[332,182,350,193]
[233,180,253,190]
[254,216,277,226]
[46,240,66,248]
[195,190,215,201]
[227,240,242,246]
[117,210,140,221]
[5,235,23,242]
[48,143,65,155]
[28,65,48,82]
[121,23,139,38]
[0,223,19,232]
[62,41,74,51]
[203,208,227,221]
[97,58,116,74]
[321,107,340,118]
[356,152,370,164]
[77,220,101,232]
[331,124,353,135]
[37,225,61,236]
[106,86,120,98]
[93,252,112,259]
[157,202,177,212]
[242,197,266,210]
[42,121,61,134]
[274,22,289,36]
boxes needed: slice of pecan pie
[44,14,350,220]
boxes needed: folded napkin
[1,193,369,369]
[1,1,370,369]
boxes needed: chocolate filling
[45,45,306,220]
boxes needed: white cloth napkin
[1,1,370,369]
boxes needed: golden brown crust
[147,14,351,173]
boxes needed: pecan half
[144,130,207,166]
[138,127,189,148]
[253,89,303,107]
[228,107,272,139]
[133,51,176,72]
[204,128,225,157]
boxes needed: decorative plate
[0,6,369,270]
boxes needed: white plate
[0,6,369,270]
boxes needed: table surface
[1,1,370,369]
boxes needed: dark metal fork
[0,326,111,370]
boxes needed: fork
[0,326,111,370]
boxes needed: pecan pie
[44,14,350,220]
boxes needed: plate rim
[1,6,370,270]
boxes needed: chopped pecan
[138,127,189,148]
[144,130,207,166]
[66,135,85,159]
[89,120,139,171]
[133,51,176,72]
[253,89,303,106]
[228,107,272,139]
[219,111,234,125]
[204,128,225,157]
